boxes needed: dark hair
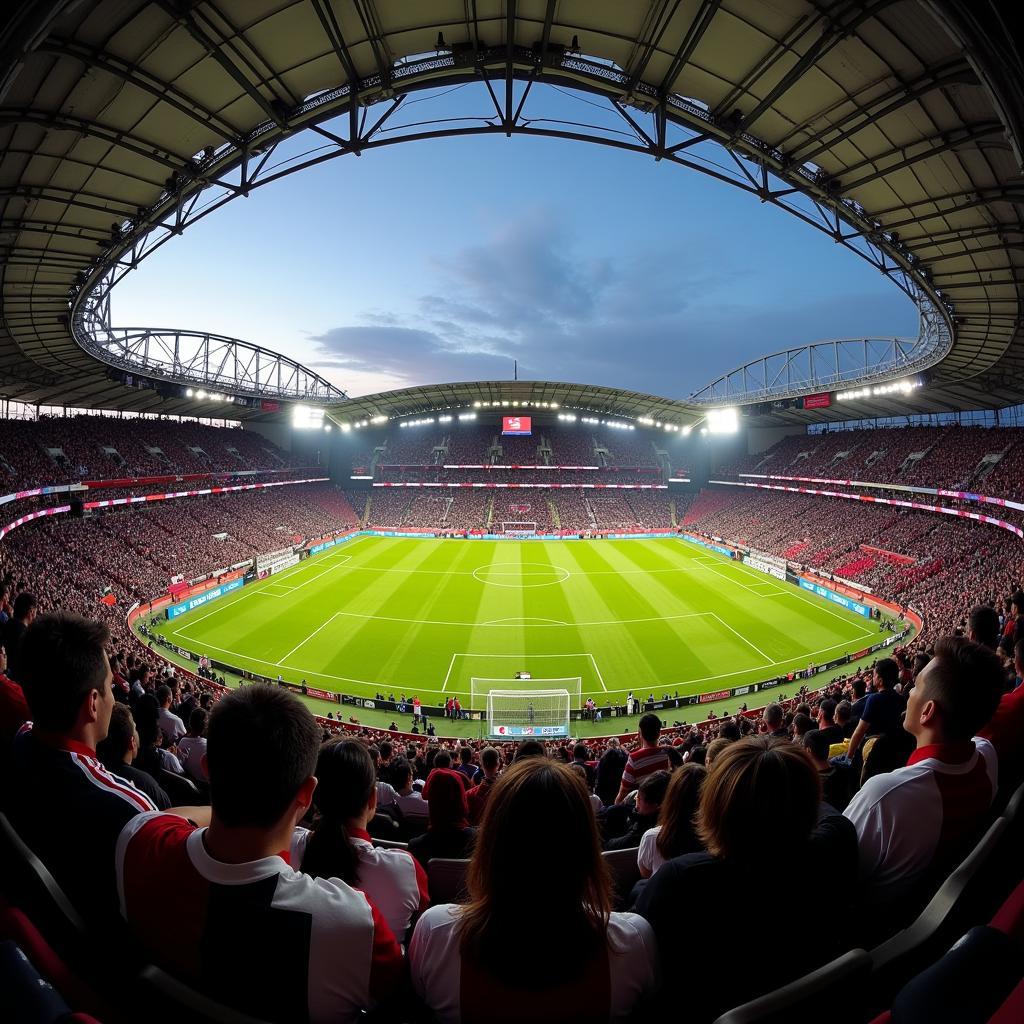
[720,721,741,742]
[514,739,545,761]
[155,684,172,707]
[13,592,37,620]
[206,685,320,828]
[802,728,831,763]
[638,768,671,806]
[480,746,500,772]
[390,755,413,788]
[698,736,821,864]
[874,658,899,689]
[818,698,837,723]
[968,605,1001,651]
[97,703,136,767]
[572,742,589,761]
[792,713,815,738]
[301,740,376,885]
[918,637,1005,741]
[459,746,474,764]
[689,744,707,765]
[459,760,611,988]
[638,713,661,743]
[19,613,110,732]
[835,700,852,724]
[188,708,208,736]
[657,763,706,861]
[763,703,783,728]
[434,750,452,769]
[852,677,867,698]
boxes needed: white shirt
[395,790,429,820]
[843,738,997,904]
[409,905,658,1023]
[292,827,428,940]
[637,825,665,877]
[376,781,398,808]
[176,736,208,782]
[157,707,186,743]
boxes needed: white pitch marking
[275,611,343,667]
[709,612,774,665]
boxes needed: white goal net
[471,676,580,739]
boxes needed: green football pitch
[151,536,885,716]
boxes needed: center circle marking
[472,561,571,588]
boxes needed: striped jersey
[620,744,670,791]
[117,812,404,1024]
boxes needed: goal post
[471,677,580,739]
[485,689,571,739]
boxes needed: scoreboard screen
[502,415,531,436]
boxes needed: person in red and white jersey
[843,636,1005,906]
[293,738,429,942]
[6,614,203,930]
[615,712,669,803]
[409,759,658,1023]
[116,685,403,1024]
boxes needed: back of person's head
[480,746,500,773]
[607,737,620,749]
[97,703,135,767]
[638,713,661,743]
[689,744,707,765]
[459,745,474,765]
[791,713,814,738]
[852,677,867,698]
[969,605,1001,651]
[698,736,821,865]
[155,684,172,708]
[424,768,469,829]
[874,658,899,689]
[763,703,784,729]
[13,591,37,621]
[637,768,671,809]
[188,708,208,737]
[910,636,1004,742]
[461,759,611,987]
[705,737,732,767]
[206,684,320,829]
[434,750,452,769]
[572,742,588,761]
[390,755,413,787]
[657,763,706,861]
[301,739,376,884]
[19,613,110,733]
[835,700,852,726]
[514,739,545,761]
[379,740,393,760]
[719,721,741,742]
[802,728,831,764]
[819,698,837,723]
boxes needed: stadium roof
[0,1,1021,423]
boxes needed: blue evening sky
[113,83,918,399]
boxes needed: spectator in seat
[466,747,501,825]
[0,642,29,751]
[3,591,37,682]
[115,684,403,1024]
[156,684,186,744]
[295,739,429,942]
[615,714,669,803]
[638,763,706,878]
[802,729,853,813]
[391,756,429,825]
[816,698,844,746]
[846,658,905,762]
[571,742,596,790]
[969,604,1002,652]
[455,745,481,786]
[176,708,208,783]
[595,737,627,806]
[7,614,181,929]
[636,737,856,1020]
[763,702,788,739]
[605,770,670,851]
[409,769,477,867]
[409,759,658,1021]
[97,703,171,810]
[844,637,1004,907]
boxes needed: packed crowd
[1,593,1021,1022]
[0,415,304,491]
[723,424,1024,496]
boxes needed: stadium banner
[698,689,732,704]
[257,545,294,568]
[309,538,338,555]
[735,473,1024,515]
[166,577,245,620]
[0,503,71,540]
[441,464,602,471]
[742,554,787,580]
[257,553,300,577]
[372,482,667,489]
[797,578,871,617]
[681,533,735,557]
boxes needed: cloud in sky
[307,209,918,398]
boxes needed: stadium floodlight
[196,389,207,399]
[185,388,194,398]
[707,407,739,434]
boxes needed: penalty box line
[442,652,607,693]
